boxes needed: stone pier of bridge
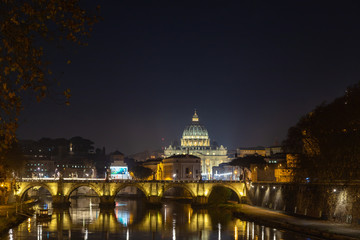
[15,178,246,208]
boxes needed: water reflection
[1,197,323,240]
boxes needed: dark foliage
[230,155,266,168]
[208,186,232,204]
[130,165,153,180]
[283,82,360,182]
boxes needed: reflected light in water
[218,223,221,240]
[27,218,31,232]
[273,228,277,240]
[37,224,42,240]
[115,209,130,226]
[252,222,254,240]
[172,219,176,240]
[8,229,13,240]
[246,222,249,239]
[234,225,238,240]
[84,228,88,240]
[7,199,317,240]
[188,209,191,224]
[90,199,93,220]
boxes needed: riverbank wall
[246,182,360,226]
[232,204,360,240]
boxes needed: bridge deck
[19,178,242,183]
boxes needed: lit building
[109,151,130,180]
[236,147,265,158]
[274,154,297,182]
[265,146,283,156]
[19,137,101,178]
[158,154,201,180]
[56,158,96,178]
[251,154,297,183]
[264,145,286,164]
[212,163,240,181]
[164,111,228,179]
[250,164,277,182]
[25,160,55,178]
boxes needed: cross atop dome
[192,109,199,122]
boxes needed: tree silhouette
[283,82,360,182]
[0,0,100,153]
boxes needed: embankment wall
[247,182,360,225]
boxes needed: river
[1,197,323,240]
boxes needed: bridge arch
[18,182,55,202]
[65,183,102,199]
[207,183,243,202]
[113,183,149,197]
[160,183,196,198]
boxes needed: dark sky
[18,1,360,155]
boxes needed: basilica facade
[164,111,229,179]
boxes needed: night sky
[17,1,360,154]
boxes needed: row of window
[56,164,89,169]
[25,148,52,152]
[175,152,216,155]
[27,168,48,171]
[27,163,47,166]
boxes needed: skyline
[16,1,360,154]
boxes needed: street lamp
[234,170,238,181]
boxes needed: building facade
[24,160,55,178]
[236,147,266,158]
[265,146,283,157]
[264,146,286,164]
[164,111,228,179]
[212,163,240,181]
[157,155,201,180]
[56,158,96,178]
[109,151,130,180]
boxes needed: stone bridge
[15,178,245,207]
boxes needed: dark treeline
[283,82,360,182]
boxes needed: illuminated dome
[181,111,210,147]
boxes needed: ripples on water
[2,197,322,240]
